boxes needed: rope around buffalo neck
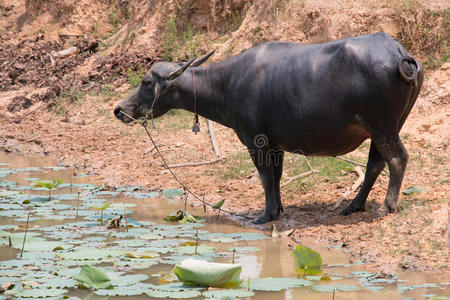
[118,110,249,222]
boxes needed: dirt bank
[0,0,448,272]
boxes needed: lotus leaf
[292,245,323,275]
[174,258,242,287]
[313,284,360,292]
[95,283,153,296]
[163,189,184,198]
[174,245,215,254]
[146,290,202,298]
[57,248,123,260]
[203,289,255,298]
[9,288,68,298]
[73,265,113,290]
[248,277,312,291]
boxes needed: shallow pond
[0,152,448,300]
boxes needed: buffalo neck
[172,66,234,129]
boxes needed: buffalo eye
[141,79,152,86]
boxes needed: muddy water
[0,152,448,300]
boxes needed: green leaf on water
[73,265,113,290]
[212,199,225,209]
[164,210,204,223]
[32,179,63,190]
[292,245,323,275]
[402,187,426,195]
[320,274,332,281]
[248,277,312,291]
[93,202,112,211]
[173,258,242,287]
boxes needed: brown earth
[0,0,448,273]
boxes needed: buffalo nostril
[113,106,122,119]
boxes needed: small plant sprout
[202,195,206,213]
[183,188,188,212]
[18,201,33,258]
[213,199,225,223]
[194,230,199,254]
[33,179,63,201]
[123,195,128,232]
[75,192,81,218]
[20,210,31,258]
[93,202,112,225]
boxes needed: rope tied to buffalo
[118,110,250,223]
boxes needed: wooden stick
[207,120,221,157]
[167,157,224,169]
[336,156,366,168]
[280,170,318,188]
[332,166,364,210]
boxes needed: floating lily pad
[146,290,202,298]
[174,245,215,254]
[248,278,312,291]
[203,289,255,298]
[57,248,123,260]
[126,191,159,199]
[109,274,149,287]
[10,288,68,298]
[163,189,184,198]
[95,283,153,296]
[313,284,360,292]
[113,258,159,269]
[227,246,259,253]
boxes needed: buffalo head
[114,50,215,123]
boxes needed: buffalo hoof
[340,204,365,216]
[373,204,397,218]
[253,212,279,224]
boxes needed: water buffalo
[114,32,423,224]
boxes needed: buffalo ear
[191,50,216,67]
[164,57,196,81]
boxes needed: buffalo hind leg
[272,151,284,214]
[373,135,408,217]
[251,148,283,224]
[341,141,386,215]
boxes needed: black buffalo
[114,33,423,224]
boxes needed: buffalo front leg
[249,146,283,224]
[373,135,408,217]
[341,141,386,215]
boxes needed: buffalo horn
[165,57,196,81]
[191,50,216,67]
